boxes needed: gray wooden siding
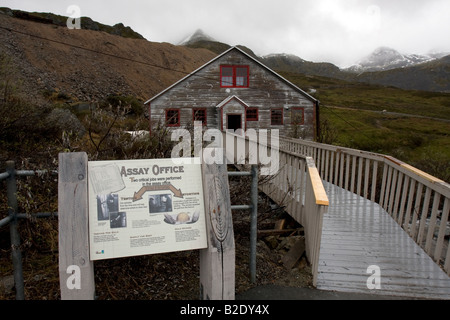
[148,49,315,139]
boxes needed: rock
[298,256,308,270]
[1,275,14,294]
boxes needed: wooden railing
[279,136,450,276]
[222,131,329,285]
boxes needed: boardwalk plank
[316,182,450,300]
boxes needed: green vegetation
[281,71,450,120]
[0,7,145,40]
[281,71,450,182]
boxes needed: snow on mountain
[179,29,216,45]
[346,47,437,73]
[262,53,306,62]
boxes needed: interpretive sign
[88,158,207,260]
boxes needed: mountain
[180,30,450,93]
[260,53,342,79]
[1,5,449,108]
[346,47,439,73]
[354,54,450,92]
[0,7,146,40]
[179,29,216,45]
[0,10,216,103]
[262,49,450,93]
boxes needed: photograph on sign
[88,158,207,260]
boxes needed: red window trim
[292,107,305,125]
[246,108,258,121]
[166,108,180,127]
[193,108,207,126]
[220,65,249,88]
[271,108,284,126]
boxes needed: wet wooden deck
[317,182,450,300]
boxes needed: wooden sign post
[200,160,235,300]
[58,152,235,300]
[58,152,95,300]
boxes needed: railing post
[58,152,95,300]
[200,159,235,300]
[6,161,24,300]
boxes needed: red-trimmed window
[246,108,258,121]
[271,108,283,125]
[193,108,207,126]
[166,109,180,127]
[292,107,305,125]
[220,65,249,88]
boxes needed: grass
[282,71,450,120]
[281,71,450,182]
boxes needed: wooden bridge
[226,132,450,300]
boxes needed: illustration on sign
[88,158,207,260]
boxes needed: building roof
[215,95,250,109]
[144,46,319,105]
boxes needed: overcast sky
[3,0,450,67]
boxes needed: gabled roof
[215,95,249,109]
[144,46,318,105]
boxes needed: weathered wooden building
[145,46,320,140]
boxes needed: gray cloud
[2,0,450,67]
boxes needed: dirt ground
[0,174,313,300]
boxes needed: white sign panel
[88,158,207,260]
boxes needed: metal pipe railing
[5,161,24,300]
[1,161,58,300]
[228,165,258,284]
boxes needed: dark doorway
[227,114,242,130]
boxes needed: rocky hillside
[0,11,216,104]
[0,7,146,40]
[260,53,343,79]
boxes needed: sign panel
[88,158,207,260]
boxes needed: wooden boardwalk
[317,182,450,300]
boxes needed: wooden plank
[370,160,378,202]
[339,153,344,188]
[397,175,410,226]
[403,179,416,233]
[434,198,449,263]
[317,182,450,299]
[281,238,306,270]
[199,160,235,300]
[425,193,441,254]
[345,154,350,191]
[316,280,450,299]
[379,163,388,207]
[363,158,369,199]
[410,183,423,239]
[350,155,356,194]
[388,169,398,216]
[306,157,329,206]
[318,258,450,274]
[417,188,431,244]
[392,171,403,220]
[58,152,95,300]
[318,272,450,288]
[401,163,445,184]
